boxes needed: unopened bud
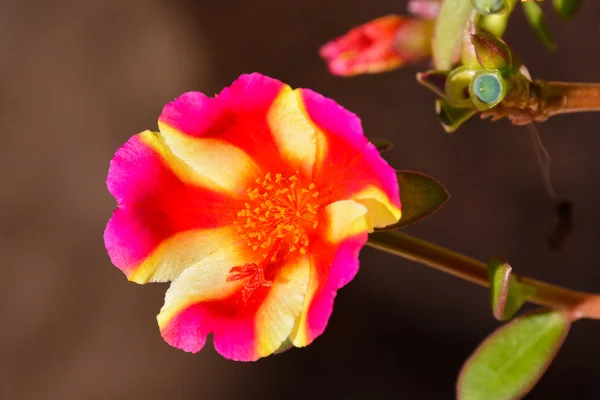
[471,33,512,70]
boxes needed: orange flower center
[237,171,320,258]
[228,172,321,300]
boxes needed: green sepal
[274,338,294,354]
[523,0,557,51]
[436,99,477,133]
[416,70,448,98]
[370,138,394,153]
[375,170,450,231]
[457,310,571,400]
[487,255,534,321]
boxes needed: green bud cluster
[416,31,529,132]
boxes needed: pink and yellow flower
[320,14,434,77]
[104,73,401,361]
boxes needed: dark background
[2,1,599,399]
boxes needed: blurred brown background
[2,1,599,399]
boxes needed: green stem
[367,231,600,320]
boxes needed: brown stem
[540,81,600,117]
[481,81,600,125]
[367,231,600,320]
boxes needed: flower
[104,73,401,361]
[407,0,442,20]
[320,14,434,77]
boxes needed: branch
[367,231,600,320]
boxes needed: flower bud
[319,15,433,77]
[470,33,512,70]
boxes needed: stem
[481,81,600,125]
[540,81,600,117]
[367,231,600,320]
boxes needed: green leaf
[457,310,570,400]
[488,255,533,321]
[433,0,475,70]
[375,171,449,231]
[553,0,581,20]
[370,138,394,153]
[522,0,557,51]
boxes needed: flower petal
[157,246,251,356]
[254,256,310,357]
[104,131,244,282]
[158,248,310,361]
[266,86,319,176]
[297,89,401,230]
[158,73,317,179]
[290,200,369,347]
[158,126,261,195]
[125,227,242,283]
